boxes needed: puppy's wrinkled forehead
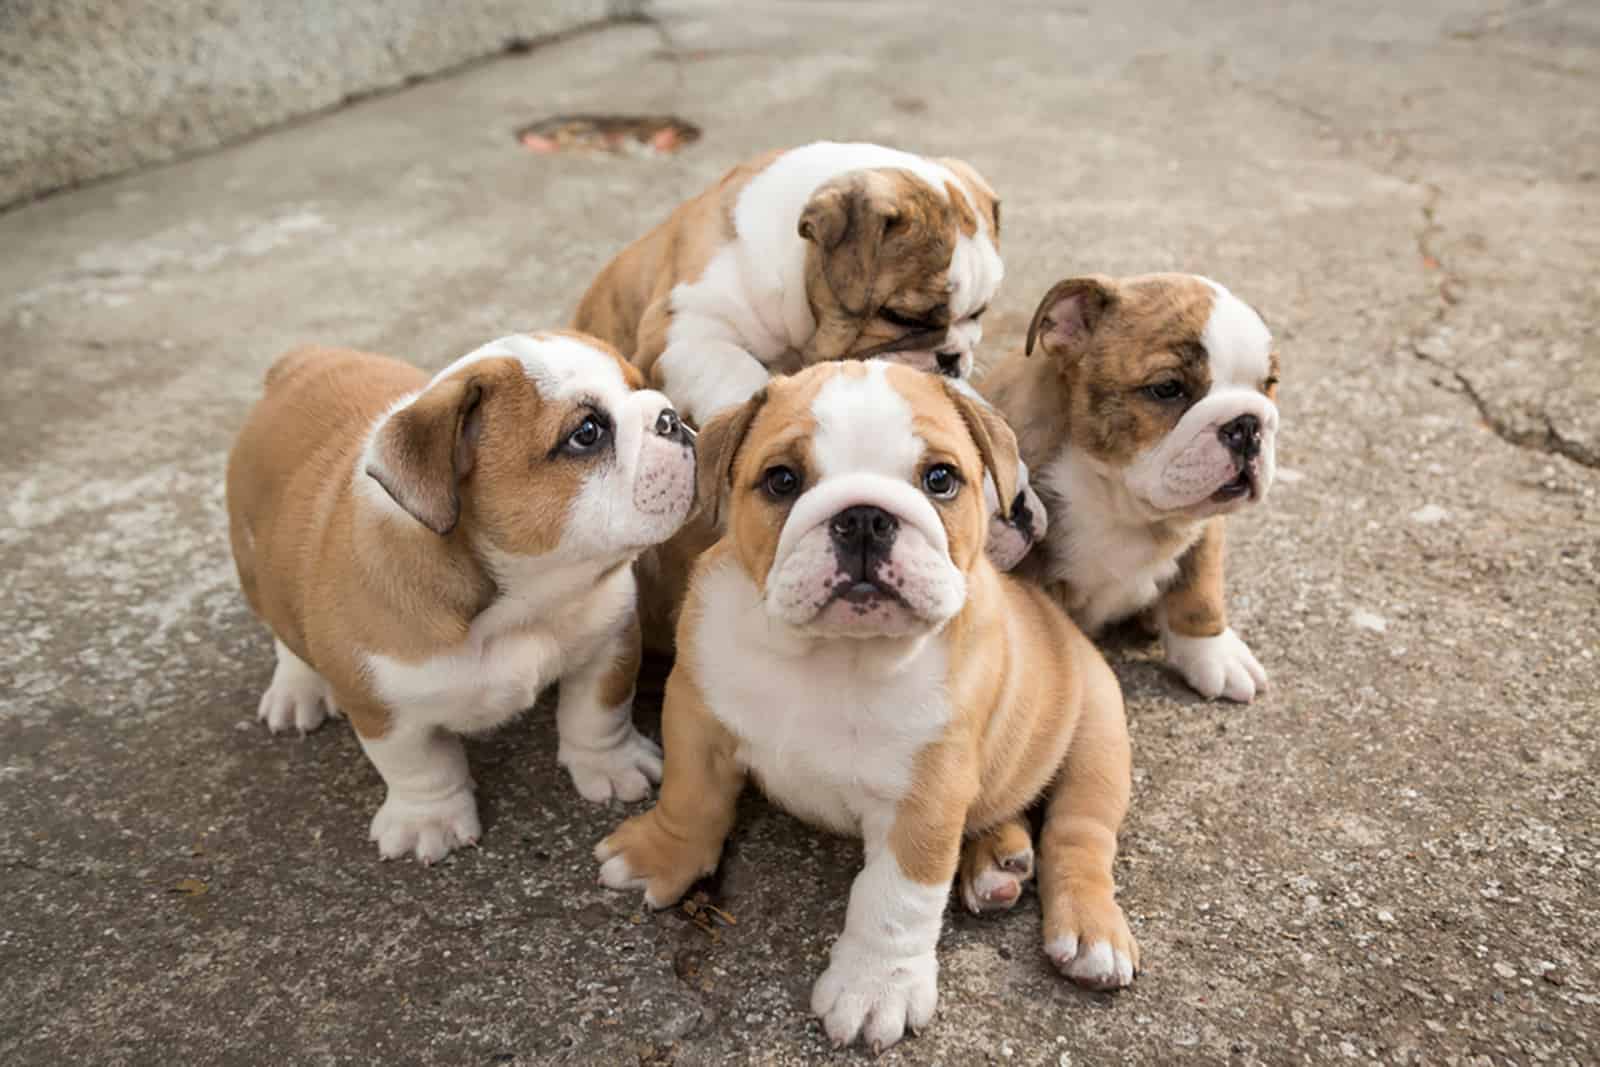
[1110,275,1273,389]
[440,331,642,402]
[808,362,923,481]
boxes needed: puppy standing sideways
[597,362,1138,1051]
[226,333,694,863]
[573,141,1045,647]
[984,274,1280,702]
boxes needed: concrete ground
[2,1,1596,1063]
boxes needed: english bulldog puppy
[595,361,1138,1052]
[226,332,695,863]
[982,274,1280,702]
[572,141,1042,645]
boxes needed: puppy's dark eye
[880,306,928,330]
[763,465,800,499]
[922,463,960,499]
[969,304,988,322]
[1144,380,1187,403]
[564,414,609,453]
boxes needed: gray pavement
[2,1,1597,1064]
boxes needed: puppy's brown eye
[970,305,988,322]
[922,463,960,499]
[879,306,927,330]
[1144,380,1187,403]
[563,414,610,454]
[763,465,800,499]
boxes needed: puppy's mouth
[1210,464,1257,504]
[831,576,907,606]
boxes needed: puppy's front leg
[1038,649,1138,988]
[595,666,744,908]
[555,614,661,803]
[812,747,975,1052]
[1158,519,1267,702]
[350,702,480,865]
[653,338,772,426]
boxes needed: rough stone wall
[0,0,641,209]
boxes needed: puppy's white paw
[961,846,1033,914]
[1046,933,1137,990]
[982,473,1046,573]
[369,787,480,864]
[257,641,337,735]
[559,729,663,803]
[810,943,938,1051]
[1163,626,1267,703]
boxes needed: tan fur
[226,340,627,740]
[599,364,1135,971]
[575,149,1001,652]
[982,274,1276,633]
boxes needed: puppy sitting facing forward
[596,361,1138,1051]
[982,274,1280,702]
[226,333,694,863]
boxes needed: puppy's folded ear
[694,388,768,529]
[942,381,1021,516]
[1025,276,1118,357]
[366,376,484,535]
[799,171,900,316]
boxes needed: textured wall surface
[0,0,640,209]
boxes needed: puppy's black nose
[936,351,963,376]
[1218,414,1261,459]
[830,506,898,576]
[654,408,692,445]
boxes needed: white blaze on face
[456,334,696,560]
[1123,283,1279,516]
[765,363,967,635]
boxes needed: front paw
[1044,892,1139,990]
[1162,626,1267,703]
[811,941,939,1051]
[559,728,663,803]
[594,809,717,909]
[984,483,1046,573]
[369,787,480,864]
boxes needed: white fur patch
[257,638,338,735]
[1161,625,1267,703]
[658,142,1003,424]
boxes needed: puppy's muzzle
[1218,414,1261,460]
[654,407,693,447]
[829,505,898,584]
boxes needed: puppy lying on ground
[226,333,694,863]
[572,140,1044,645]
[982,274,1280,701]
[596,361,1138,1051]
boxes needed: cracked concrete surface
[2,1,1597,1064]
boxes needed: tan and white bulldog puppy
[595,362,1138,1052]
[573,140,1042,644]
[983,273,1280,702]
[226,332,695,863]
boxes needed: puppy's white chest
[692,567,952,834]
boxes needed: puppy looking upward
[226,333,695,863]
[983,274,1280,701]
[596,361,1139,1052]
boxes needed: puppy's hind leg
[959,816,1035,914]
[257,638,340,735]
[1037,641,1140,990]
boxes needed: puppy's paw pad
[369,788,480,865]
[961,847,1034,914]
[1046,935,1137,990]
[560,730,663,804]
[811,946,938,1051]
[1163,627,1267,703]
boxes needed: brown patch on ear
[694,387,768,527]
[366,377,483,535]
[1265,349,1281,401]
[798,171,901,316]
[942,381,1020,514]
[937,156,1001,240]
[944,181,978,237]
[1026,276,1119,358]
